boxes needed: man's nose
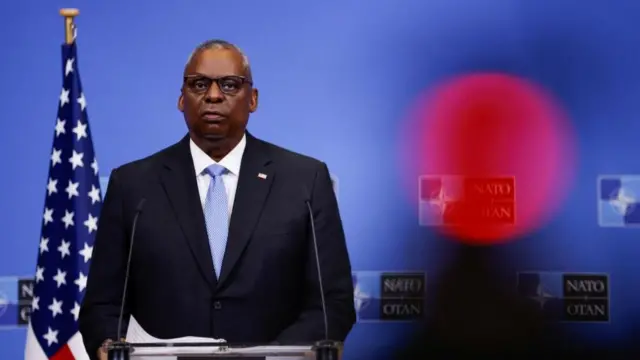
[204,82,224,102]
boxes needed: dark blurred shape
[393,242,639,359]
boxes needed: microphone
[109,198,146,360]
[304,199,329,342]
[303,190,340,360]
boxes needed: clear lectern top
[108,340,342,360]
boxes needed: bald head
[178,39,259,162]
[184,39,252,82]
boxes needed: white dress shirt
[189,134,246,217]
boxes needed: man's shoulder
[110,134,330,177]
[257,136,325,171]
[111,137,184,178]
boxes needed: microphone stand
[109,199,146,360]
[313,340,341,360]
[305,199,341,360]
[107,340,132,360]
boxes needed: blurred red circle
[399,73,577,245]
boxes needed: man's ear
[249,88,259,113]
[178,94,184,112]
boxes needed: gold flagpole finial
[59,8,79,44]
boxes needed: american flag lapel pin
[258,173,267,179]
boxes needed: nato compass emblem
[0,291,7,319]
[419,175,463,226]
[352,275,371,320]
[598,175,640,227]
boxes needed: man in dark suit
[79,39,356,360]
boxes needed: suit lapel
[217,133,274,287]
[160,135,217,290]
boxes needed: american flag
[24,37,101,360]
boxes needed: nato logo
[0,276,35,329]
[598,175,640,227]
[419,175,515,226]
[516,272,609,322]
[352,271,426,322]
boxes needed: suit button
[213,301,222,310]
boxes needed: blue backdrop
[2,0,640,358]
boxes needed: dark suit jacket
[79,132,356,358]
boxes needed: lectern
[108,340,342,360]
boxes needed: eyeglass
[183,74,252,96]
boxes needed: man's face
[178,48,258,151]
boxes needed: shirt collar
[189,133,246,176]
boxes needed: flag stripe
[25,39,101,360]
[51,344,75,360]
[67,333,91,360]
[25,325,48,360]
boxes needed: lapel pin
[258,173,267,179]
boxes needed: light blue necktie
[203,164,229,278]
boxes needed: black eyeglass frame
[182,74,253,95]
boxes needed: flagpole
[59,8,79,44]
